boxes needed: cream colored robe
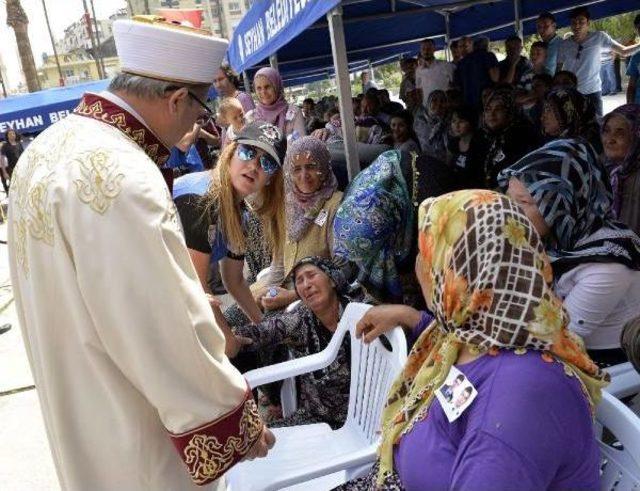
[8,101,262,490]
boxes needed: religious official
[7,17,273,491]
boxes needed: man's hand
[243,426,276,461]
[356,304,421,344]
[311,128,331,141]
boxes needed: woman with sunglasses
[173,122,286,331]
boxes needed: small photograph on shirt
[436,365,478,423]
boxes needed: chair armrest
[263,445,377,491]
[245,349,337,388]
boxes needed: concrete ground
[0,91,629,490]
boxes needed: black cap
[233,121,287,168]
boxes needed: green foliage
[591,11,640,43]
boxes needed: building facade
[38,51,120,89]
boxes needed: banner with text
[228,0,340,72]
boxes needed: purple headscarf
[253,67,289,131]
[602,104,640,217]
[284,137,338,242]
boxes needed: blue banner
[228,0,340,72]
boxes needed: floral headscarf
[290,256,348,296]
[284,137,338,242]
[499,139,640,276]
[543,87,599,142]
[601,104,640,217]
[376,189,609,484]
[333,150,414,302]
[253,67,289,131]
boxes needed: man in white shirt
[415,38,456,108]
[8,17,273,491]
[557,6,640,117]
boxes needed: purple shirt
[394,349,600,491]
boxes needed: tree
[6,0,40,92]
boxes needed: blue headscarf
[333,150,414,301]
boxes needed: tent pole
[327,6,359,181]
[513,0,523,37]
[443,11,451,62]
[242,70,251,93]
[269,53,279,69]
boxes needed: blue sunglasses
[236,144,279,176]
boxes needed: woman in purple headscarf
[246,67,306,138]
[602,104,640,235]
[259,136,343,312]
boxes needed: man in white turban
[8,16,273,490]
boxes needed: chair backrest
[341,303,408,444]
[604,362,640,400]
[597,391,640,491]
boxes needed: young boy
[218,97,245,149]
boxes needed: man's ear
[167,87,189,116]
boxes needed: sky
[0,0,127,91]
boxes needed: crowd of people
[6,8,640,491]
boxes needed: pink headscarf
[253,67,289,131]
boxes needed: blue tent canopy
[0,79,109,136]
[0,79,219,136]
[229,0,640,82]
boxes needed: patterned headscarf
[376,189,609,484]
[601,104,640,217]
[253,67,289,131]
[333,150,414,302]
[290,256,348,296]
[543,87,598,140]
[498,139,640,276]
[284,137,338,242]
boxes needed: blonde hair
[217,97,244,127]
[202,142,285,256]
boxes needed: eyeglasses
[165,85,214,126]
[291,162,323,177]
[576,44,583,60]
[236,144,279,176]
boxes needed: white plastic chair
[227,302,408,491]
[597,391,640,490]
[605,362,640,400]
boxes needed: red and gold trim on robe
[73,93,175,191]
[168,388,263,486]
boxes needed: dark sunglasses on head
[236,144,279,176]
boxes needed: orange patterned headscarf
[377,189,609,485]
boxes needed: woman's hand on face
[356,304,422,344]
[261,286,296,311]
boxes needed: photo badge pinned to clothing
[314,209,328,227]
[435,365,478,423]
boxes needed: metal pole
[202,0,216,34]
[89,0,106,78]
[269,53,278,69]
[242,70,251,93]
[443,12,451,62]
[513,0,523,37]
[41,0,65,86]
[327,7,359,181]
[81,0,103,79]
[0,74,7,98]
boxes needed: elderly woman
[541,87,601,151]
[413,90,449,162]
[500,139,640,367]
[232,257,353,429]
[338,189,607,490]
[246,67,306,138]
[601,104,640,235]
[212,64,255,112]
[476,87,539,189]
[261,137,344,311]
